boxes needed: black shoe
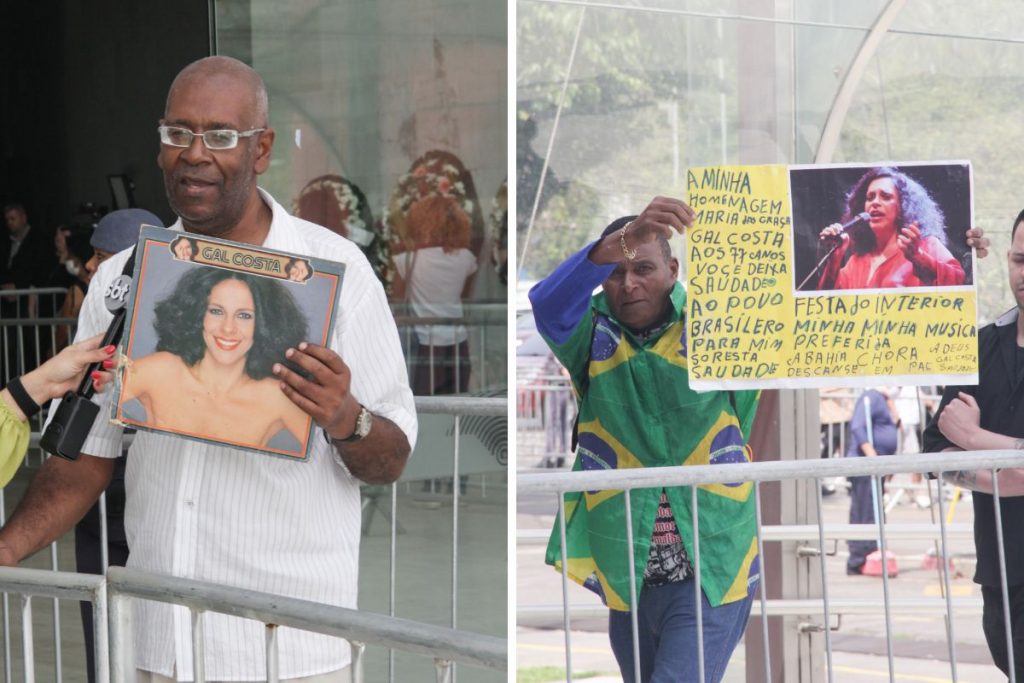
[846,566,863,575]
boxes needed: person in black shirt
[923,208,1024,678]
[1,204,58,379]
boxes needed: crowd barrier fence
[518,449,1024,683]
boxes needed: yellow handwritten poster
[686,161,978,390]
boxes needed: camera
[39,393,100,461]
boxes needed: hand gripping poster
[110,226,344,460]
[686,161,977,390]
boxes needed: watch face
[356,408,373,438]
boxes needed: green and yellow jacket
[528,240,760,610]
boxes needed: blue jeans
[608,578,754,683]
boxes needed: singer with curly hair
[120,268,310,453]
[816,166,965,290]
[171,236,198,261]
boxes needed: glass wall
[518,0,1024,323]
[218,0,508,381]
[215,2,506,681]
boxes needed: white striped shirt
[72,190,417,680]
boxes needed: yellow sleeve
[0,400,29,488]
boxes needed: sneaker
[915,495,931,508]
[846,565,863,576]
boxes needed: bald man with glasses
[0,56,416,682]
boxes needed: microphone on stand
[836,211,871,234]
[797,212,870,291]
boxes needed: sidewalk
[517,631,1000,682]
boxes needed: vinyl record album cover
[111,226,344,460]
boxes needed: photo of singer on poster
[790,161,973,293]
[686,162,979,390]
[111,226,343,460]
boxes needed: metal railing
[0,568,109,682]
[11,396,505,683]
[517,382,945,471]
[516,376,575,467]
[393,303,506,394]
[105,566,506,682]
[0,287,73,390]
[518,449,1024,683]
[0,564,506,683]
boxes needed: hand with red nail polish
[6,334,117,413]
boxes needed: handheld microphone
[40,255,135,460]
[797,212,871,291]
[839,212,871,233]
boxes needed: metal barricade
[518,449,1024,682]
[396,396,507,682]
[0,564,505,683]
[392,303,506,395]
[11,396,506,682]
[105,566,506,683]
[515,375,574,467]
[0,287,71,383]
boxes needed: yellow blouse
[0,400,29,487]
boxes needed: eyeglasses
[158,125,265,150]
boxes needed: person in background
[892,385,933,508]
[53,232,94,351]
[924,208,1024,679]
[85,208,163,278]
[1,203,58,380]
[46,225,77,298]
[1,203,56,295]
[392,194,478,395]
[846,387,900,575]
[392,195,477,494]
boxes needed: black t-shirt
[924,317,1024,587]
[1016,344,1024,388]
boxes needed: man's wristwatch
[337,406,373,443]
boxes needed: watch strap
[6,376,41,419]
[336,406,371,443]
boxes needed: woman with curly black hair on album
[120,268,310,453]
